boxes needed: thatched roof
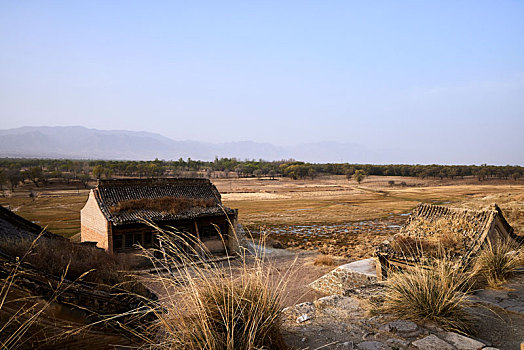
[93,178,235,226]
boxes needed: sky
[1,1,523,164]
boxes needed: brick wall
[81,190,110,251]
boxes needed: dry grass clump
[390,235,436,255]
[473,239,523,288]
[110,197,216,214]
[0,234,76,349]
[140,225,290,350]
[383,259,473,334]
[403,217,478,239]
[313,255,336,266]
[392,217,476,258]
[0,236,145,295]
[390,233,464,259]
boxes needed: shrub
[313,255,336,266]
[383,259,473,334]
[352,170,366,184]
[473,239,523,288]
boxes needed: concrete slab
[309,258,378,295]
[340,258,377,277]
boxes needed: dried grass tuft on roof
[92,178,236,225]
[376,203,519,270]
[109,197,216,215]
[391,217,476,258]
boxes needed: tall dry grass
[313,255,336,266]
[0,232,95,349]
[382,231,523,334]
[0,235,146,295]
[472,238,523,288]
[382,258,474,334]
[136,221,292,350]
[392,217,476,258]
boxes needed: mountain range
[0,126,379,163]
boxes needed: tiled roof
[403,203,495,237]
[93,178,235,225]
[0,205,62,240]
[376,203,515,263]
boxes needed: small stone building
[375,203,521,279]
[81,178,239,256]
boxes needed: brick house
[80,178,239,256]
[375,203,521,279]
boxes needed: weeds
[393,217,476,258]
[0,236,145,294]
[473,238,523,288]
[0,233,91,349]
[110,197,216,215]
[313,255,336,266]
[137,222,291,350]
[382,259,474,334]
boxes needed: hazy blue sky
[1,1,523,163]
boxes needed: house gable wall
[81,190,110,251]
[486,216,511,243]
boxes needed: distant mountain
[0,126,376,163]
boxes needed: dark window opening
[133,233,142,246]
[199,224,217,238]
[144,232,152,246]
[176,226,192,234]
[124,233,133,248]
[113,235,123,250]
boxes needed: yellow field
[1,175,523,238]
[0,191,90,237]
[215,176,524,233]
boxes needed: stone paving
[282,294,498,350]
[283,264,524,349]
[286,252,524,349]
[469,270,524,316]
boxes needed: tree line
[0,157,522,191]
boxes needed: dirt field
[214,176,524,231]
[1,175,523,240]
